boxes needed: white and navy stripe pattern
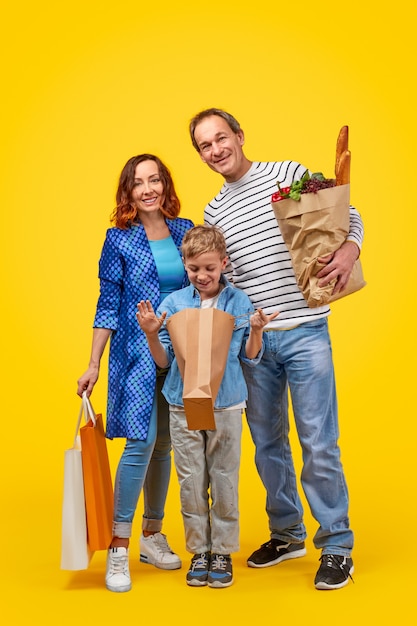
[204,161,364,328]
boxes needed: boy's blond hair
[181,225,227,260]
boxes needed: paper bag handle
[233,312,252,331]
[71,392,97,448]
[82,391,97,426]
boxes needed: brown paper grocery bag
[166,308,235,430]
[272,184,366,307]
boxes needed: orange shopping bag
[80,392,114,552]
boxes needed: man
[189,108,363,590]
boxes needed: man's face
[193,115,248,182]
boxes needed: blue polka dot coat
[93,218,193,439]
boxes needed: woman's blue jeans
[242,318,353,556]
[112,374,171,538]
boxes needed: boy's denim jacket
[156,275,264,409]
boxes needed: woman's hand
[77,365,99,398]
[136,300,167,336]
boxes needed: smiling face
[130,159,165,216]
[193,115,251,182]
[184,250,227,300]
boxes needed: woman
[77,154,193,592]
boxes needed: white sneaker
[106,547,132,592]
[140,532,182,570]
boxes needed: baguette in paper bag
[272,126,365,307]
[272,184,365,307]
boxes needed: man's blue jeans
[112,374,172,538]
[242,318,353,556]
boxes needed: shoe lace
[191,553,209,571]
[321,554,354,583]
[151,532,173,555]
[109,551,128,575]
[210,555,228,571]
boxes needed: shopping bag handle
[233,312,252,331]
[71,392,97,448]
[82,391,97,426]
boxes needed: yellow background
[1,1,415,623]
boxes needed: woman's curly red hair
[111,154,181,229]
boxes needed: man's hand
[316,241,360,295]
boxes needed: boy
[137,225,278,588]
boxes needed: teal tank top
[149,235,185,302]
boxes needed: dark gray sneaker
[314,554,354,590]
[186,552,211,587]
[247,539,306,568]
[207,554,233,588]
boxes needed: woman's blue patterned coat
[93,218,193,439]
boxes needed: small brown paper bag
[272,184,366,307]
[166,308,235,430]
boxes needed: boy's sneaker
[247,538,306,568]
[140,532,182,570]
[207,554,233,588]
[186,552,211,586]
[106,547,132,593]
[314,554,354,590]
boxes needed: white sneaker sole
[106,581,132,593]
[140,553,182,570]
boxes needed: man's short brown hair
[189,108,241,151]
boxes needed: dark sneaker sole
[208,578,233,588]
[315,565,354,590]
[247,546,307,568]
[186,577,208,587]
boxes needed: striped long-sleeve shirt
[204,161,364,329]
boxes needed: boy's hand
[245,308,280,359]
[250,308,279,330]
[136,300,167,335]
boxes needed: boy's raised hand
[250,308,279,330]
[136,300,167,335]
